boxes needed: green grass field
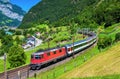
[57,42,120,79]
[0,59,10,73]
[77,74,120,79]
[0,60,4,72]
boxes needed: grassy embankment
[78,74,120,79]
[58,41,120,79]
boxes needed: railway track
[0,41,96,79]
[0,65,29,79]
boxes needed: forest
[20,0,120,29]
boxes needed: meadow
[58,42,120,79]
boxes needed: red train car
[30,47,66,69]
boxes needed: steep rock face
[0,0,26,27]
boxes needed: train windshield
[35,55,43,59]
[35,55,40,59]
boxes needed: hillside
[58,42,120,79]
[0,0,26,27]
[20,0,120,28]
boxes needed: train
[30,32,97,70]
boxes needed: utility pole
[48,34,51,49]
[4,53,7,79]
[34,38,36,48]
[48,39,50,49]
[72,36,75,59]
[76,30,78,40]
[82,28,84,39]
[21,30,23,46]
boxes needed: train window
[47,52,50,56]
[73,42,88,50]
[35,55,40,59]
[59,49,62,52]
[53,51,56,54]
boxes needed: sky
[10,0,41,12]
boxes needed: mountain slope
[58,42,120,79]
[20,0,120,28]
[20,0,99,28]
[0,0,26,27]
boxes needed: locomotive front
[30,53,44,70]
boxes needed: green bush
[97,36,112,51]
[8,45,26,68]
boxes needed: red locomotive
[30,47,66,69]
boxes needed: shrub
[8,45,26,68]
[97,36,112,51]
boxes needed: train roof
[32,46,65,55]
[65,33,96,48]
[65,39,85,48]
[65,36,93,48]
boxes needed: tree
[0,35,13,56]
[97,36,112,51]
[8,45,26,68]
[97,37,104,51]
[1,35,13,45]
[0,29,5,38]
[15,30,22,35]
[15,36,22,45]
